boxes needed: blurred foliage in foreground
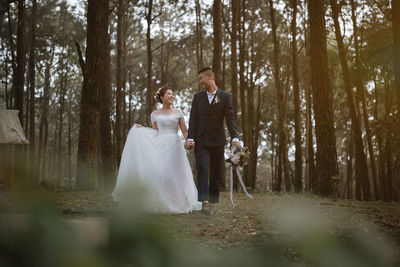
[0,187,399,267]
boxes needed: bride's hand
[134,123,144,128]
[186,140,195,150]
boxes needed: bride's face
[162,89,175,105]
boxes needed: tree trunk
[346,131,354,199]
[13,0,25,126]
[76,0,109,190]
[250,84,263,190]
[393,0,400,115]
[245,19,255,188]
[212,0,222,85]
[304,16,315,193]
[195,0,203,75]
[350,0,379,199]
[68,91,73,190]
[308,0,338,196]
[231,0,239,118]
[329,0,371,200]
[38,56,52,183]
[28,0,37,183]
[305,84,311,192]
[384,76,394,201]
[239,0,247,149]
[269,0,291,192]
[58,71,67,187]
[7,5,16,108]
[146,0,154,124]
[291,0,302,193]
[115,0,125,164]
[99,14,115,193]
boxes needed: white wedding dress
[112,108,202,214]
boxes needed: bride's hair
[154,85,171,104]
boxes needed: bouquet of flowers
[226,144,253,206]
[226,145,250,167]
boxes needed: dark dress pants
[194,144,225,203]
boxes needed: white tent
[0,110,29,145]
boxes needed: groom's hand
[186,140,195,150]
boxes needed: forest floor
[1,189,400,266]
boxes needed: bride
[112,86,202,214]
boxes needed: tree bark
[329,0,371,200]
[269,0,291,192]
[13,0,25,126]
[212,0,222,85]
[393,0,400,116]
[28,0,37,182]
[38,54,52,183]
[308,0,338,196]
[145,0,154,124]
[57,70,67,187]
[346,131,354,199]
[231,0,239,118]
[305,84,314,192]
[384,75,394,201]
[76,0,109,190]
[245,19,255,188]
[115,0,125,164]
[7,5,16,108]
[239,0,247,150]
[195,0,203,76]
[291,0,302,193]
[350,0,379,199]
[99,13,115,193]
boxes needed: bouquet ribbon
[229,165,254,206]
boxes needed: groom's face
[198,72,213,90]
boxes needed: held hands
[186,140,195,150]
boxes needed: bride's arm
[152,121,158,130]
[179,118,188,139]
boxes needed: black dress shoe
[201,201,211,215]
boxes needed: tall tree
[269,0,291,192]
[13,0,25,126]
[115,0,125,164]
[76,0,109,190]
[350,0,379,199]
[393,0,400,116]
[195,0,203,74]
[212,0,222,85]
[28,0,37,181]
[308,0,338,196]
[99,9,115,193]
[290,0,302,193]
[145,0,154,124]
[329,0,371,200]
[230,0,239,117]
[384,74,394,201]
[239,0,247,148]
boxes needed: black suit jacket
[188,88,239,147]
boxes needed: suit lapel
[210,89,221,106]
[201,90,209,107]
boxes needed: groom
[186,67,240,213]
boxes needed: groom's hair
[198,67,215,78]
